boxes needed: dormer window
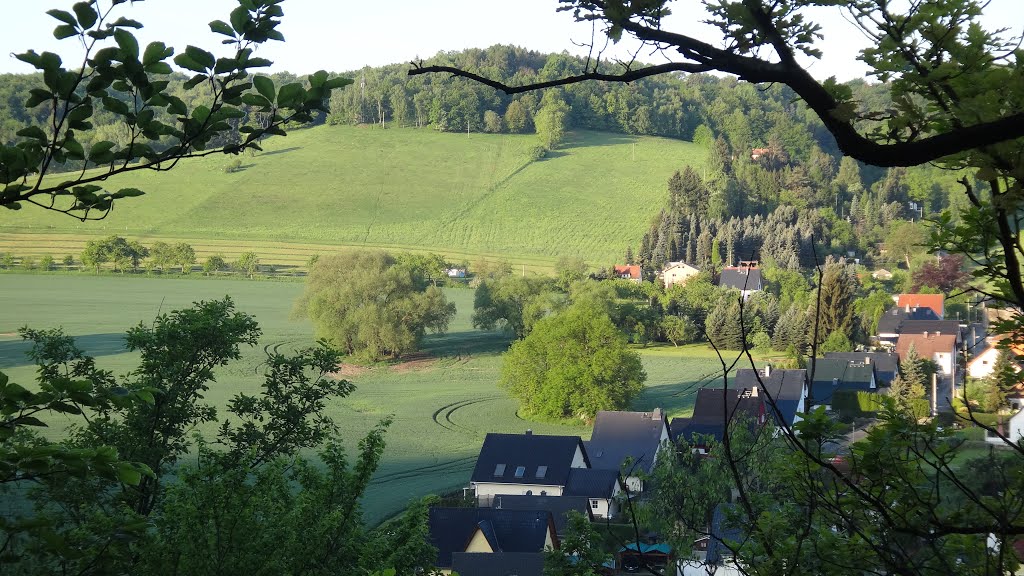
[514,466,526,478]
[494,464,506,476]
[536,465,547,479]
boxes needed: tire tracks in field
[253,340,296,374]
[431,396,501,433]
[369,456,477,487]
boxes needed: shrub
[224,158,243,173]
[530,145,547,160]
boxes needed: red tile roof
[895,332,958,360]
[897,294,945,318]
[613,265,641,280]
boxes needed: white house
[660,261,701,288]
[469,432,588,499]
[986,408,1024,445]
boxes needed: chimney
[750,386,758,397]
[652,408,663,421]
[763,364,772,377]
[924,331,929,338]
[525,429,532,436]
[865,357,871,364]
[832,377,840,389]
[905,304,910,313]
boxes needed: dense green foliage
[500,300,646,419]
[298,250,456,360]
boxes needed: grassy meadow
[0,126,705,272]
[0,274,718,523]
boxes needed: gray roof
[451,552,545,576]
[809,359,875,406]
[471,433,586,486]
[733,368,806,426]
[824,352,899,384]
[706,504,743,564]
[670,388,761,444]
[428,507,554,568]
[898,320,962,338]
[564,468,619,499]
[876,306,941,335]
[489,495,592,536]
[718,267,762,291]
[586,410,667,474]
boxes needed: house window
[590,499,599,509]
[494,464,505,476]
[536,465,547,479]
[514,466,526,478]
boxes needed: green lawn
[0,126,705,269]
[0,274,723,523]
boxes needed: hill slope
[0,126,704,265]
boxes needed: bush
[832,390,882,416]
[39,255,54,271]
[20,256,36,270]
[224,158,243,173]
[530,145,548,160]
[0,253,14,268]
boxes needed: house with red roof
[896,331,959,379]
[613,264,642,283]
[897,293,945,319]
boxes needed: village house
[824,352,900,385]
[484,495,593,538]
[670,388,764,453]
[808,358,877,411]
[875,305,942,346]
[897,293,946,319]
[895,331,959,380]
[469,432,588,501]
[613,264,642,283]
[678,504,744,576]
[871,268,893,280]
[660,261,701,288]
[986,407,1024,446]
[717,261,762,300]
[428,507,557,573]
[563,468,621,519]
[733,366,808,428]
[585,409,671,494]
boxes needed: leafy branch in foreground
[0,0,351,220]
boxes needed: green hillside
[0,126,704,265]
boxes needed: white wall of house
[571,446,587,469]
[986,410,1024,445]
[472,482,563,497]
[662,264,700,288]
[588,482,621,519]
[968,347,1000,379]
[933,351,956,376]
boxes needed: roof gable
[824,352,899,382]
[491,495,592,535]
[895,332,958,360]
[471,433,585,486]
[734,368,806,426]
[428,508,555,568]
[613,265,641,279]
[876,306,942,335]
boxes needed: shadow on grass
[260,146,302,157]
[0,333,127,368]
[421,329,511,358]
[561,132,637,150]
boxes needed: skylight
[514,465,526,478]
[536,465,548,479]
[494,464,505,476]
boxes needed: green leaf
[253,75,275,102]
[16,126,47,142]
[53,24,78,40]
[17,416,47,427]
[26,87,51,108]
[309,70,328,88]
[110,17,143,29]
[72,2,98,29]
[116,462,142,485]
[46,9,77,26]
[145,62,172,75]
[102,96,129,115]
[114,187,145,198]
[229,5,250,33]
[63,138,85,160]
[276,83,304,107]
[209,19,234,37]
[113,29,139,59]
[89,141,115,162]
[39,52,62,71]
[142,41,171,66]
[184,46,216,70]
[241,93,271,108]
[192,105,211,123]
[174,54,206,74]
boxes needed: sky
[1,0,1022,81]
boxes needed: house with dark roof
[613,264,642,283]
[585,409,670,494]
[486,495,593,537]
[897,293,945,319]
[428,507,558,571]
[824,352,899,385]
[564,468,621,518]
[678,504,744,576]
[809,358,877,410]
[717,263,762,300]
[733,366,807,428]
[450,552,545,576]
[669,388,764,453]
[470,432,588,500]
[876,305,942,344]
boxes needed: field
[0,274,718,524]
[0,127,705,272]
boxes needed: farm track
[253,340,296,374]
[369,456,477,486]
[431,396,502,433]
